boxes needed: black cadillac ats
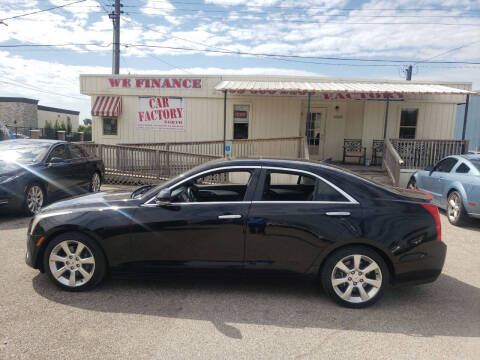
[26,159,446,308]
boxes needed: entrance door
[306,109,327,159]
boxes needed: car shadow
[0,214,30,230]
[32,273,480,340]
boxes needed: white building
[80,74,473,162]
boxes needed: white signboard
[137,96,185,130]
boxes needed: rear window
[470,159,480,171]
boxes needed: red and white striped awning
[91,96,122,117]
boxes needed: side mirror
[155,189,171,206]
[49,157,64,164]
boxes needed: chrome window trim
[144,166,261,205]
[261,166,359,205]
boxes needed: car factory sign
[109,77,202,89]
[137,96,185,131]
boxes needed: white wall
[37,110,79,130]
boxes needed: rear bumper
[393,241,447,286]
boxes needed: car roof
[1,139,66,146]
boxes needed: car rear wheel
[24,183,45,216]
[43,232,106,291]
[89,172,101,193]
[447,191,468,226]
[320,246,389,308]
[407,177,417,190]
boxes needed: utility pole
[406,65,413,81]
[109,0,121,74]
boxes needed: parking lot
[1,193,479,359]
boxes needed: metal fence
[5,126,90,141]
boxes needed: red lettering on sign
[152,79,160,88]
[192,79,201,88]
[138,112,144,122]
[163,79,171,88]
[162,97,169,107]
[177,108,183,118]
[109,78,121,87]
[163,109,170,119]
[182,79,192,88]
[172,79,181,88]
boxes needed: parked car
[407,155,480,225]
[0,139,104,216]
[26,158,446,308]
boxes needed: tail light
[421,203,442,242]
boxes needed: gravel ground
[0,186,479,360]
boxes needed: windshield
[470,159,480,172]
[0,143,51,164]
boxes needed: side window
[435,158,458,173]
[456,163,470,174]
[48,145,67,161]
[399,108,418,139]
[315,180,349,202]
[262,171,315,201]
[171,170,252,203]
[233,105,249,139]
[68,144,85,159]
[103,117,118,135]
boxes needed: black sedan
[0,139,104,216]
[26,159,446,308]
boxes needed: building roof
[0,97,39,104]
[37,105,80,115]
[215,81,475,95]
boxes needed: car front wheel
[321,246,389,308]
[43,232,106,291]
[24,183,45,216]
[447,191,468,226]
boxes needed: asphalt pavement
[0,198,479,359]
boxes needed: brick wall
[0,102,38,128]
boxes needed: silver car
[408,155,480,225]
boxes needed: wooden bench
[343,139,366,165]
[372,140,384,166]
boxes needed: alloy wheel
[48,240,96,287]
[447,193,461,222]
[27,185,44,214]
[331,254,382,304]
[91,173,101,192]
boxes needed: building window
[103,117,117,136]
[233,104,249,139]
[399,109,418,139]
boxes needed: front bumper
[393,241,447,285]
[25,229,44,271]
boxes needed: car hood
[40,191,139,213]
[0,161,31,177]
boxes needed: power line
[0,0,87,22]
[136,0,480,13]
[0,77,90,102]
[0,43,111,48]
[122,43,480,65]
[124,5,480,18]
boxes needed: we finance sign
[109,77,202,89]
[137,97,185,131]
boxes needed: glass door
[306,109,326,159]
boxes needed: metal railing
[120,136,306,159]
[383,138,469,185]
[391,139,469,169]
[78,143,221,185]
[383,139,404,186]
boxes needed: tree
[83,118,92,126]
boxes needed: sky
[0,0,479,123]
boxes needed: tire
[89,171,102,193]
[43,232,107,291]
[23,182,45,216]
[447,191,469,226]
[320,246,389,308]
[407,177,417,190]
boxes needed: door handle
[325,212,351,216]
[218,214,242,219]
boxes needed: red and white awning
[91,96,122,117]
